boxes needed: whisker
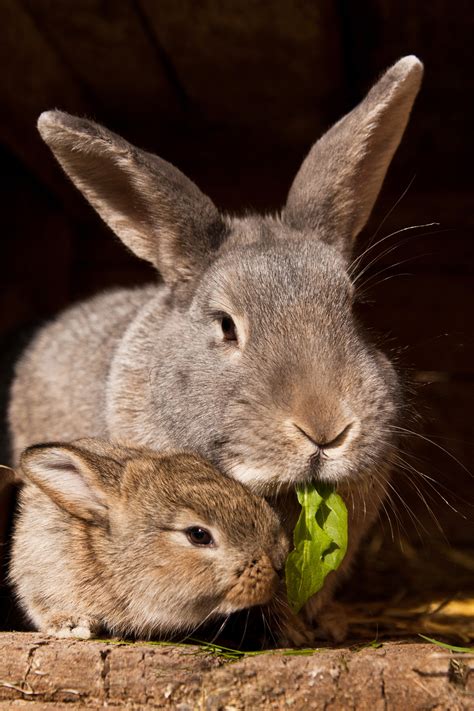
[351,228,448,285]
[356,273,414,302]
[263,604,286,647]
[208,613,231,645]
[348,222,440,277]
[373,485,396,542]
[372,467,410,544]
[238,609,250,650]
[395,467,448,538]
[384,477,430,540]
[388,425,473,478]
[176,601,226,644]
[355,252,433,296]
[365,175,417,250]
[391,451,464,515]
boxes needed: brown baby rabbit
[9,440,288,639]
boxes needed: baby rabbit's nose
[226,553,279,609]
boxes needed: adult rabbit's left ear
[283,55,424,257]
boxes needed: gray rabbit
[8,56,423,642]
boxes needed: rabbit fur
[8,56,423,642]
[10,439,288,638]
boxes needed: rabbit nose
[295,421,354,451]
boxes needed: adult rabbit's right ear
[38,112,226,286]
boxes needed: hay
[339,530,474,644]
[344,598,474,644]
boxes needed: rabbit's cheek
[373,351,399,396]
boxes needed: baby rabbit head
[37,57,423,495]
[20,440,288,633]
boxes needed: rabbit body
[10,440,288,638]
[8,57,424,639]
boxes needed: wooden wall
[0,1,473,565]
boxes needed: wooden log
[0,634,472,709]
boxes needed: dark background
[0,0,473,625]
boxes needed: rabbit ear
[20,443,119,525]
[283,56,423,255]
[37,112,226,286]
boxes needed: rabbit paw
[277,608,317,648]
[303,599,348,643]
[44,614,99,639]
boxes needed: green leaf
[418,635,474,653]
[285,484,348,614]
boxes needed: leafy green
[285,484,348,614]
[90,637,321,660]
[418,635,474,653]
[350,639,384,652]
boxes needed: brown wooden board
[338,0,474,189]
[0,634,473,709]
[357,274,474,374]
[22,0,182,133]
[0,1,88,204]
[139,0,346,144]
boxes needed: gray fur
[9,56,423,641]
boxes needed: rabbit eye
[186,527,214,546]
[220,315,238,342]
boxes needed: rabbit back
[8,285,158,464]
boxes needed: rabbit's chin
[226,456,369,496]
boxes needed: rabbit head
[37,57,422,496]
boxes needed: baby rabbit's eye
[220,315,238,343]
[186,527,214,546]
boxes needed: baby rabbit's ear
[37,112,226,286]
[283,56,423,256]
[20,443,115,525]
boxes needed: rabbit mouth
[218,558,279,612]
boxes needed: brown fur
[10,440,288,639]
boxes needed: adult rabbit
[9,57,423,641]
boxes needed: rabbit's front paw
[303,598,348,643]
[43,614,99,639]
[276,608,317,648]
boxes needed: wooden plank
[22,0,182,138]
[358,190,474,275]
[358,273,474,373]
[0,634,467,707]
[337,0,474,188]
[0,1,89,205]
[139,0,345,148]
[388,380,474,543]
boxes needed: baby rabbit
[9,440,288,639]
[9,57,423,641]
